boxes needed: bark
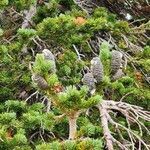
[97,103,114,150]
[68,112,79,140]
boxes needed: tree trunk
[68,112,79,140]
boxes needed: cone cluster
[82,57,104,95]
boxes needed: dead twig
[96,100,150,150]
[25,91,39,102]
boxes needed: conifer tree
[0,0,150,150]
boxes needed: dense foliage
[0,0,150,149]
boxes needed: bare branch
[22,3,37,29]
[73,44,85,60]
[96,100,150,150]
[25,91,39,102]
[96,103,114,150]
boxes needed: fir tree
[0,0,150,150]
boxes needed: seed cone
[91,57,104,83]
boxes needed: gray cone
[91,57,104,83]
[32,74,49,90]
[111,50,123,74]
[82,73,96,95]
[42,49,56,73]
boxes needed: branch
[96,103,114,150]
[25,91,39,102]
[21,3,37,29]
[73,44,85,60]
[72,0,90,15]
[54,113,66,121]
[96,100,150,150]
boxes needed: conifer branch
[97,100,150,150]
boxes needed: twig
[108,115,149,150]
[25,91,38,102]
[119,92,133,102]
[54,114,66,121]
[39,130,45,142]
[87,40,98,56]
[32,38,42,49]
[73,44,85,60]
[46,100,51,113]
[29,131,39,141]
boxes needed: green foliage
[36,141,61,150]
[0,127,30,150]
[33,0,61,24]
[36,143,51,150]
[12,130,27,146]
[0,0,8,9]
[13,145,32,150]
[5,100,26,113]
[93,7,116,23]
[137,59,150,72]
[82,95,102,109]
[32,53,59,88]
[0,112,16,124]
[79,123,102,138]
[53,117,69,138]
[77,139,103,150]
[0,41,31,100]
[37,13,107,47]
[46,74,59,87]
[28,103,44,112]
[99,41,111,61]
[58,86,102,112]
[118,76,134,87]
[99,41,111,76]
[93,7,109,18]
[36,139,103,150]
[101,75,111,86]
[143,46,150,58]
[10,0,36,10]
[57,50,84,85]
[49,141,62,150]
[8,41,22,53]
[60,65,71,76]
[0,45,8,54]
[22,106,54,131]
[17,28,37,41]
[58,86,88,111]
[0,101,55,149]
[63,140,77,150]
[112,21,131,36]
[20,73,31,85]
[33,54,52,76]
